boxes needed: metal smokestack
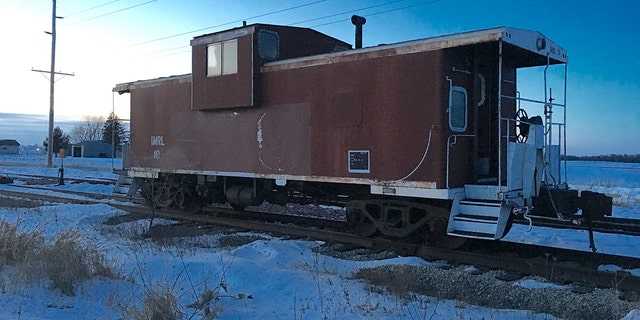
[351,15,366,49]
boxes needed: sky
[0,0,639,155]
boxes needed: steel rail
[514,216,640,237]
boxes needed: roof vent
[351,15,366,49]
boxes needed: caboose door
[473,61,516,185]
[443,54,475,188]
[474,64,497,184]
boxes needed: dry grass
[0,219,45,266]
[0,219,117,295]
[44,230,116,295]
[124,285,184,320]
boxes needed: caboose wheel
[174,190,186,208]
[182,195,204,214]
[428,216,467,249]
[140,178,175,208]
[347,208,378,237]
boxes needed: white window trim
[207,39,238,77]
[449,85,468,132]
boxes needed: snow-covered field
[0,154,639,319]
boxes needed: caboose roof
[114,25,567,93]
[113,74,191,94]
[189,22,349,48]
[263,26,567,72]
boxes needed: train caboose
[114,18,611,247]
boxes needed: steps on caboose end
[448,191,506,240]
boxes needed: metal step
[449,214,501,237]
[458,199,502,217]
[448,192,510,240]
[447,229,496,239]
[453,213,499,223]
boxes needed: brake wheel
[516,108,530,143]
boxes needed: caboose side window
[449,86,468,132]
[207,39,238,77]
[258,29,279,61]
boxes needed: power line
[64,0,122,18]
[119,0,330,49]
[289,0,408,26]
[131,0,406,57]
[136,0,446,59]
[63,0,158,26]
[308,0,446,28]
[141,45,187,56]
[148,49,192,60]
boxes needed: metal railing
[498,91,567,188]
[497,41,568,189]
[446,134,475,189]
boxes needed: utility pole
[48,0,57,168]
[32,0,74,167]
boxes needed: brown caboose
[115,19,599,246]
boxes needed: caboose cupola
[190,24,351,111]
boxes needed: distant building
[0,139,20,154]
[71,140,114,158]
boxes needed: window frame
[206,39,238,77]
[448,85,468,132]
[258,29,280,61]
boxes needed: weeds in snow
[0,219,45,266]
[123,284,184,320]
[116,245,252,320]
[0,219,118,295]
[44,230,116,295]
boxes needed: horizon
[0,110,637,158]
[0,112,127,148]
[0,112,81,147]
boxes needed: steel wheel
[347,208,378,237]
[428,216,467,249]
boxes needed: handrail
[500,94,566,108]
[446,134,475,189]
[488,40,569,191]
[497,40,503,186]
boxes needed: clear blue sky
[0,0,638,156]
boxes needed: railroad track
[1,183,137,204]
[0,184,146,215]
[5,172,640,233]
[2,186,640,296]
[515,215,640,236]
[1,172,116,185]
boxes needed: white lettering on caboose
[151,136,164,146]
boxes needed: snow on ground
[0,155,639,319]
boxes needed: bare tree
[71,115,105,143]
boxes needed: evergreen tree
[102,112,125,153]
[43,127,71,155]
